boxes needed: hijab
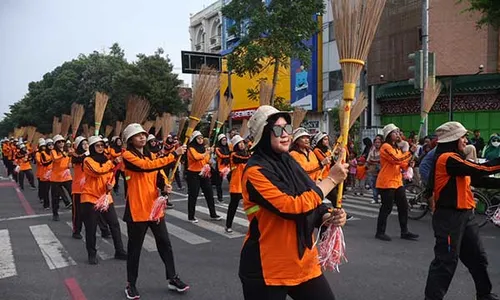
[216,138,231,165]
[483,134,500,161]
[89,144,109,165]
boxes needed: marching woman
[15,144,36,190]
[121,123,189,299]
[225,135,250,233]
[82,136,127,265]
[214,133,231,202]
[39,139,54,210]
[186,131,222,223]
[35,138,46,203]
[240,106,349,300]
[424,122,500,300]
[110,136,126,195]
[312,132,332,181]
[70,136,89,240]
[375,124,418,241]
[50,134,73,221]
[164,135,183,190]
[290,128,329,182]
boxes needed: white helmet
[52,134,65,143]
[230,135,244,148]
[45,138,54,145]
[217,133,226,142]
[38,138,46,145]
[74,136,87,149]
[122,123,147,143]
[189,131,202,143]
[102,137,109,143]
[147,134,156,142]
[88,136,103,147]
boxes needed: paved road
[0,168,499,300]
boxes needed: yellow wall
[220,59,291,114]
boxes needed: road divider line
[64,277,87,300]
[65,222,113,260]
[118,220,157,252]
[0,229,17,279]
[165,221,210,245]
[15,187,35,215]
[166,209,244,238]
[29,224,76,270]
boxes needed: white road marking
[165,221,210,245]
[65,222,113,260]
[29,224,76,270]
[166,209,244,238]
[118,220,157,252]
[0,229,17,279]
[195,206,248,227]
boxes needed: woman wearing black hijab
[214,134,231,202]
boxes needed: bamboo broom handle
[211,122,223,147]
[168,128,192,183]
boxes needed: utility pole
[227,69,233,130]
[421,0,429,136]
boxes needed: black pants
[166,164,183,189]
[212,168,224,201]
[6,159,14,177]
[18,169,35,190]
[81,202,124,257]
[126,219,177,286]
[186,171,217,220]
[241,274,335,300]
[51,181,72,216]
[39,181,51,208]
[114,170,127,195]
[376,187,408,235]
[72,194,83,234]
[424,209,492,300]
[226,193,242,229]
[37,178,42,199]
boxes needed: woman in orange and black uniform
[121,123,189,299]
[39,139,54,210]
[35,138,46,203]
[82,136,127,265]
[375,124,418,241]
[424,122,500,300]
[312,132,332,181]
[240,106,348,300]
[70,136,88,240]
[289,128,329,182]
[164,135,183,190]
[15,144,36,190]
[186,131,222,223]
[225,135,250,233]
[110,136,126,195]
[50,135,73,221]
[214,133,231,202]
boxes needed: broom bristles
[217,95,233,128]
[422,80,443,118]
[52,117,60,136]
[26,126,37,143]
[61,114,72,137]
[142,120,154,133]
[114,121,123,136]
[259,81,273,106]
[33,132,42,146]
[178,116,187,136]
[209,111,218,139]
[94,92,109,135]
[240,119,249,138]
[161,113,173,141]
[154,116,162,136]
[89,126,95,136]
[124,95,151,126]
[82,124,89,137]
[190,65,220,130]
[105,125,113,137]
[292,107,307,129]
[71,103,85,138]
[349,92,368,129]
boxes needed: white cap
[102,138,109,143]
[45,138,54,144]
[311,132,327,148]
[217,133,226,142]
[292,127,310,143]
[53,134,65,143]
[88,136,103,147]
[122,123,147,143]
[382,124,399,140]
[147,134,156,142]
[248,105,289,150]
[189,131,202,143]
[230,135,244,147]
[436,121,468,143]
[74,136,86,149]
[38,138,46,145]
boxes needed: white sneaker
[225,228,233,234]
[189,218,198,224]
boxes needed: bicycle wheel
[474,191,491,228]
[406,184,429,220]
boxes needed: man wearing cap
[375,123,419,241]
[424,121,500,300]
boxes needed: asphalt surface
[0,167,499,300]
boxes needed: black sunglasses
[271,124,293,137]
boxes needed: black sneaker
[88,255,98,265]
[478,293,500,300]
[210,215,222,221]
[375,233,392,241]
[101,232,111,239]
[125,284,140,299]
[72,233,82,239]
[65,202,72,209]
[52,215,60,221]
[166,202,174,209]
[168,276,189,293]
[346,214,354,221]
[114,251,127,260]
[401,232,419,240]
[30,185,37,190]
[217,198,224,203]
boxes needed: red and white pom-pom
[492,207,500,226]
[199,164,212,178]
[62,169,71,179]
[44,170,52,180]
[149,196,167,223]
[220,166,230,180]
[94,194,110,212]
[317,225,347,272]
[403,167,414,181]
[14,166,20,173]
[79,177,86,189]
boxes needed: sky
[0,0,216,119]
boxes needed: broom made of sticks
[89,126,95,136]
[114,121,123,137]
[292,107,307,130]
[52,117,60,136]
[418,80,442,139]
[331,0,386,208]
[105,125,114,138]
[177,115,187,137]
[161,113,173,143]
[82,124,89,138]
[142,120,154,133]
[26,126,36,144]
[209,110,218,139]
[259,81,273,106]
[32,132,42,146]
[94,92,109,136]
[154,116,162,136]
[169,65,220,182]
[239,119,249,138]
[71,103,85,139]
[124,95,151,127]
[61,114,72,138]
[212,95,233,146]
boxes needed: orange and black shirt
[241,152,329,286]
[50,150,72,182]
[290,149,322,182]
[434,153,500,210]
[35,151,44,178]
[313,147,331,180]
[39,150,53,182]
[187,147,210,172]
[82,157,116,204]
[71,153,88,194]
[376,143,412,189]
[122,149,177,222]
[229,151,250,194]
[15,152,32,171]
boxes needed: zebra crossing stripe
[29,224,76,270]
[65,222,113,260]
[342,202,397,216]
[166,209,244,238]
[0,229,17,279]
[165,221,210,245]
[215,202,245,214]
[118,220,157,252]
[195,206,249,227]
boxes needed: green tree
[459,0,500,28]
[221,0,324,106]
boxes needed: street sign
[181,51,222,74]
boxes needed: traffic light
[408,50,423,89]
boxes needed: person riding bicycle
[424,121,500,300]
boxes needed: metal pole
[421,0,429,136]
[227,69,233,130]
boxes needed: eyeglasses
[94,143,105,148]
[492,138,500,143]
[271,124,293,137]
